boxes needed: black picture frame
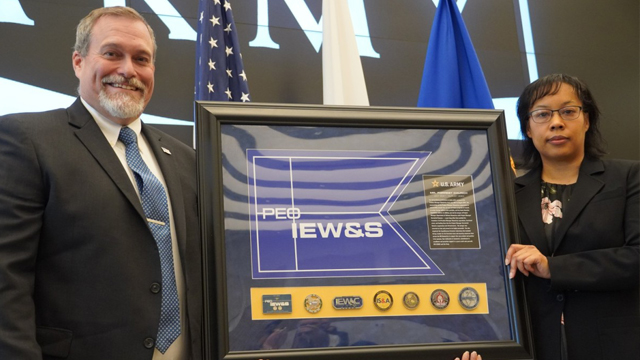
[196,102,534,360]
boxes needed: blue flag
[195,0,250,102]
[417,0,493,109]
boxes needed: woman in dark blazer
[504,74,639,360]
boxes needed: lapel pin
[161,147,172,155]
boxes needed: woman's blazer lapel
[514,158,605,255]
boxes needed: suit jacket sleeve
[0,114,47,359]
[549,160,640,292]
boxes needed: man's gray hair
[74,6,157,61]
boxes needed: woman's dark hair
[516,74,607,169]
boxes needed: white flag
[322,0,369,106]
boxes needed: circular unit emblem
[430,289,450,310]
[458,287,480,310]
[373,290,393,311]
[304,294,323,313]
[403,291,420,310]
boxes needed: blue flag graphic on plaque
[247,149,443,279]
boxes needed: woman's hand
[505,244,551,279]
[455,350,482,360]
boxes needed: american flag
[195,0,250,102]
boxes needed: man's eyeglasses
[528,105,583,123]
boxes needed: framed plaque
[196,102,534,360]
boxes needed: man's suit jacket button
[150,283,161,294]
[144,337,155,349]
[556,294,564,301]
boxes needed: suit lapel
[67,99,146,220]
[551,158,604,254]
[515,167,552,255]
[142,124,188,253]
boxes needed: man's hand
[505,244,551,279]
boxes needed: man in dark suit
[0,7,201,360]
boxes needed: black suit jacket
[515,157,639,360]
[0,99,202,360]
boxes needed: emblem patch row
[262,287,480,314]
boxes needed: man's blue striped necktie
[118,126,180,353]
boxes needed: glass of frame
[195,102,534,360]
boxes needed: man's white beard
[99,90,145,120]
